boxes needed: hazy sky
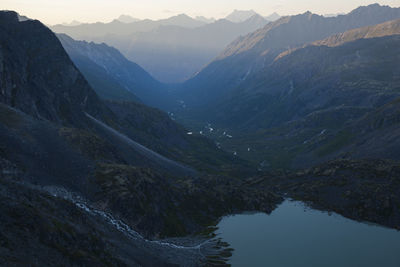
[2,0,400,25]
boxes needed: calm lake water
[216,200,400,267]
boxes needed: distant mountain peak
[265,12,281,21]
[159,13,207,28]
[305,11,315,20]
[226,9,259,23]
[1,11,31,23]
[195,16,215,24]
[173,13,192,19]
[291,11,320,21]
[245,13,266,23]
[117,14,140,23]
[166,13,199,22]
[349,3,390,15]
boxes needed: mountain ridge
[276,18,400,60]
[225,9,258,23]
[174,4,400,109]
[51,13,269,83]
[57,33,166,107]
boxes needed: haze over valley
[51,10,279,83]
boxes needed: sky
[2,0,400,25]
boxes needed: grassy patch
[315,130,354,157]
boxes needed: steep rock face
[58,34,167,107]
[58,36,142,103]
[177,4,400,108]
[0,11,111,127]
[0,103,96,192]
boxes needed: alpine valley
[1,3,400,266]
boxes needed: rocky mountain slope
[277,18,400,58]
[58,33,166,107]
[0,11,110,128]
[214,32,400,130]
[213,34,400,169]
[175,4,400,108]
[171,15,400,170]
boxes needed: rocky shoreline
[258,159,400,231]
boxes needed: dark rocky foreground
[2,156,400,266]
[0,160,179,266]
[90,163,281,239]
[0,156,282,266]
[257,159,400,230]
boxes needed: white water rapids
[43,186,211,253]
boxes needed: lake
[216,200,400,267]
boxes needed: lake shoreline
[258,159,400,231]
[216,200,400,267]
